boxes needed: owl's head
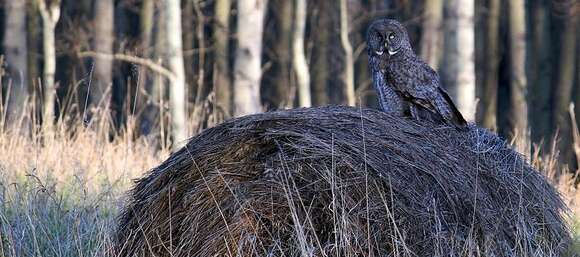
[366,19,412,60]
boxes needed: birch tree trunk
[442,0,475,121]
[213,0,232,116]
[420,0,444,69]
[154,4,168,148]
[89,0,115,118]
[164,0,187,147]
[36,0,61,131]
[27,1,40,92]
[339,0,355,106]
[480,0,500,130]
[92,0,114,112]
[507,0,529,153]
[139,0,155,86]
[3,0,28,128]
[552,4,578,162]
[191,0,207,107]
[140,0,155,54]
[137,0,156,133]
[292,0,311,107]
[233,0,268,116]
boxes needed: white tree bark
[233,0,268,116]
[292,0,311,107]
[442,0,475,121]
[213,0,232,115]
[420,0,444,69]
[37,0,61,130]
[339,0,355,106]
[3,0,28,125]
[481,0,500,130]
[92,0,114,109]
[164,0,187,147]
[508,0,529,153]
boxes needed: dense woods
[0,0,578,165]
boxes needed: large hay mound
[116,106,569,257]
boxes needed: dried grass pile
[116,106,570,257]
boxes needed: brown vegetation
[116,106,570,257]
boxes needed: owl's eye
[388,33,395,40]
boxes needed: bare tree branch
[77,51,176,82]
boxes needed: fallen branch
[77,51,176,82]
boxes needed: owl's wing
[434,86,468,128]
[405,65,467,128]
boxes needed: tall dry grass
[0,98,579,255]
[0,105,167,256]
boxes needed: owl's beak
[384,41,398,56]
[368,38,387,57]
[373,42,386,56]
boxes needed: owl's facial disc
[382,41,398,56]
[367,30,386,57]
[385,32,400,56]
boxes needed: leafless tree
[36,0,61,131]
[292,0,311,107]
[480,0,500,130]
[442,0,475,121]
[528,0,553,142]
[311,1,330,106]
[233,0,268,116]
[552,2,578,162]
[420,0,444,69]
[164,0,187,147]
[271,0,293,108]
[507,0,529,153]
[3,0,28,128]
[91,0,115,113]
[339,0,355,106]
[213,0,232,116]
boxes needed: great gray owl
[367,19,467,129]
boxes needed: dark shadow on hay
[116,106,570,257]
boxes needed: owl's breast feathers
[385,57,425,95]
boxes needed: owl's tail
[437,87,468,130]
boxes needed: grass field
[0,119,579,256]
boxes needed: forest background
[0,0,579,255]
